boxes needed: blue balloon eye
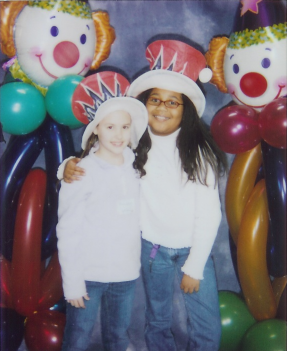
[261,58,271,69]
[80,34,87,44]
[233,64,239,74]
[50,26,59,37]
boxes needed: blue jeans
[141,239,221,351]
[61,279,136,351]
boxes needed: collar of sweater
[88,145,135,170]
[148,127,180,145]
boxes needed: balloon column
[206,0,286,348]
[0,1,115,350]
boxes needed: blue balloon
[0,307,25,351]
[0,132,44,260]
[261,141,286,277]
[40,116,75,259]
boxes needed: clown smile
[232,85,285,109]
[36,54,88,79]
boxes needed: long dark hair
[135,89,228,185]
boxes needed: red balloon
[11,169,47,316]
[24,310,66,351]
[211,105,261,154]
[259,97,287,149]
[38,252,64,311]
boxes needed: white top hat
[127,40,212,117]
[81,97,148,150]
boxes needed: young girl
[56,96,148,351]
[60,39,228,351]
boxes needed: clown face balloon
[14,1,96,88]
[224,36,287,111]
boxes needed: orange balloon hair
[91,11,116,70]
[205,36,229,94]
[0,1,28,57]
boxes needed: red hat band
[146,40,207,82]
[72,71,130,125]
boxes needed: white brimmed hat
[81,97,148,150]
[127,40,213,117]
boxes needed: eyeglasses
[147,97,184,109]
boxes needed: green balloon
[0,82,46,135]
[219,291,256,351]
[241,319,287,351]
[45,75,84,129]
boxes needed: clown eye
[50,26,59,37]
[261,58,271,69]
[233,64,239,74]
[80,34,87,44]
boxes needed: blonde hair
[0,2,115,69]
[205,36,229,93]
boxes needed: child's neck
[95,149,124,166]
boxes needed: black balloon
[0,307,25,351]
[261,141,287,277]
[0,132,44,260]
[40,116,75,259]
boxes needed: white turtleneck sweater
[140,129,222,280]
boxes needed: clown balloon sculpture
[0,1,115,350]
[206,0,286,338]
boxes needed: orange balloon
[0,1,28,57]
[237,179,277,320]
[226,144,262,244]
[272,276,287,308]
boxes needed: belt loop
[149,244,160,272]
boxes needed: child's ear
[93,127,98,135]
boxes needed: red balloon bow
[211,97,287,154]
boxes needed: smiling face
[146,88,184,136]
[93,111,132,164]
[14,6,96,87]
[224,38,287,110]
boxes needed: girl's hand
[180,274,200,294]
[67,294,90,308]
[64,158,85,183]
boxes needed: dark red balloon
[211,105,261,154]
[259,97,287,149]
[24,310,66,351]
[11,169,47,316]
[0,257,13,309]
[38,252,64,311]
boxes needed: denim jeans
[141,238,221,351]
[61,279,136,351]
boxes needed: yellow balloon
[226,144,262,245]
[237,179,277,320]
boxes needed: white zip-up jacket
[56,147,141,300]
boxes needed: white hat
[81,97,148,150]
[127,40,213,117]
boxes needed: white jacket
[56,147,141,300]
